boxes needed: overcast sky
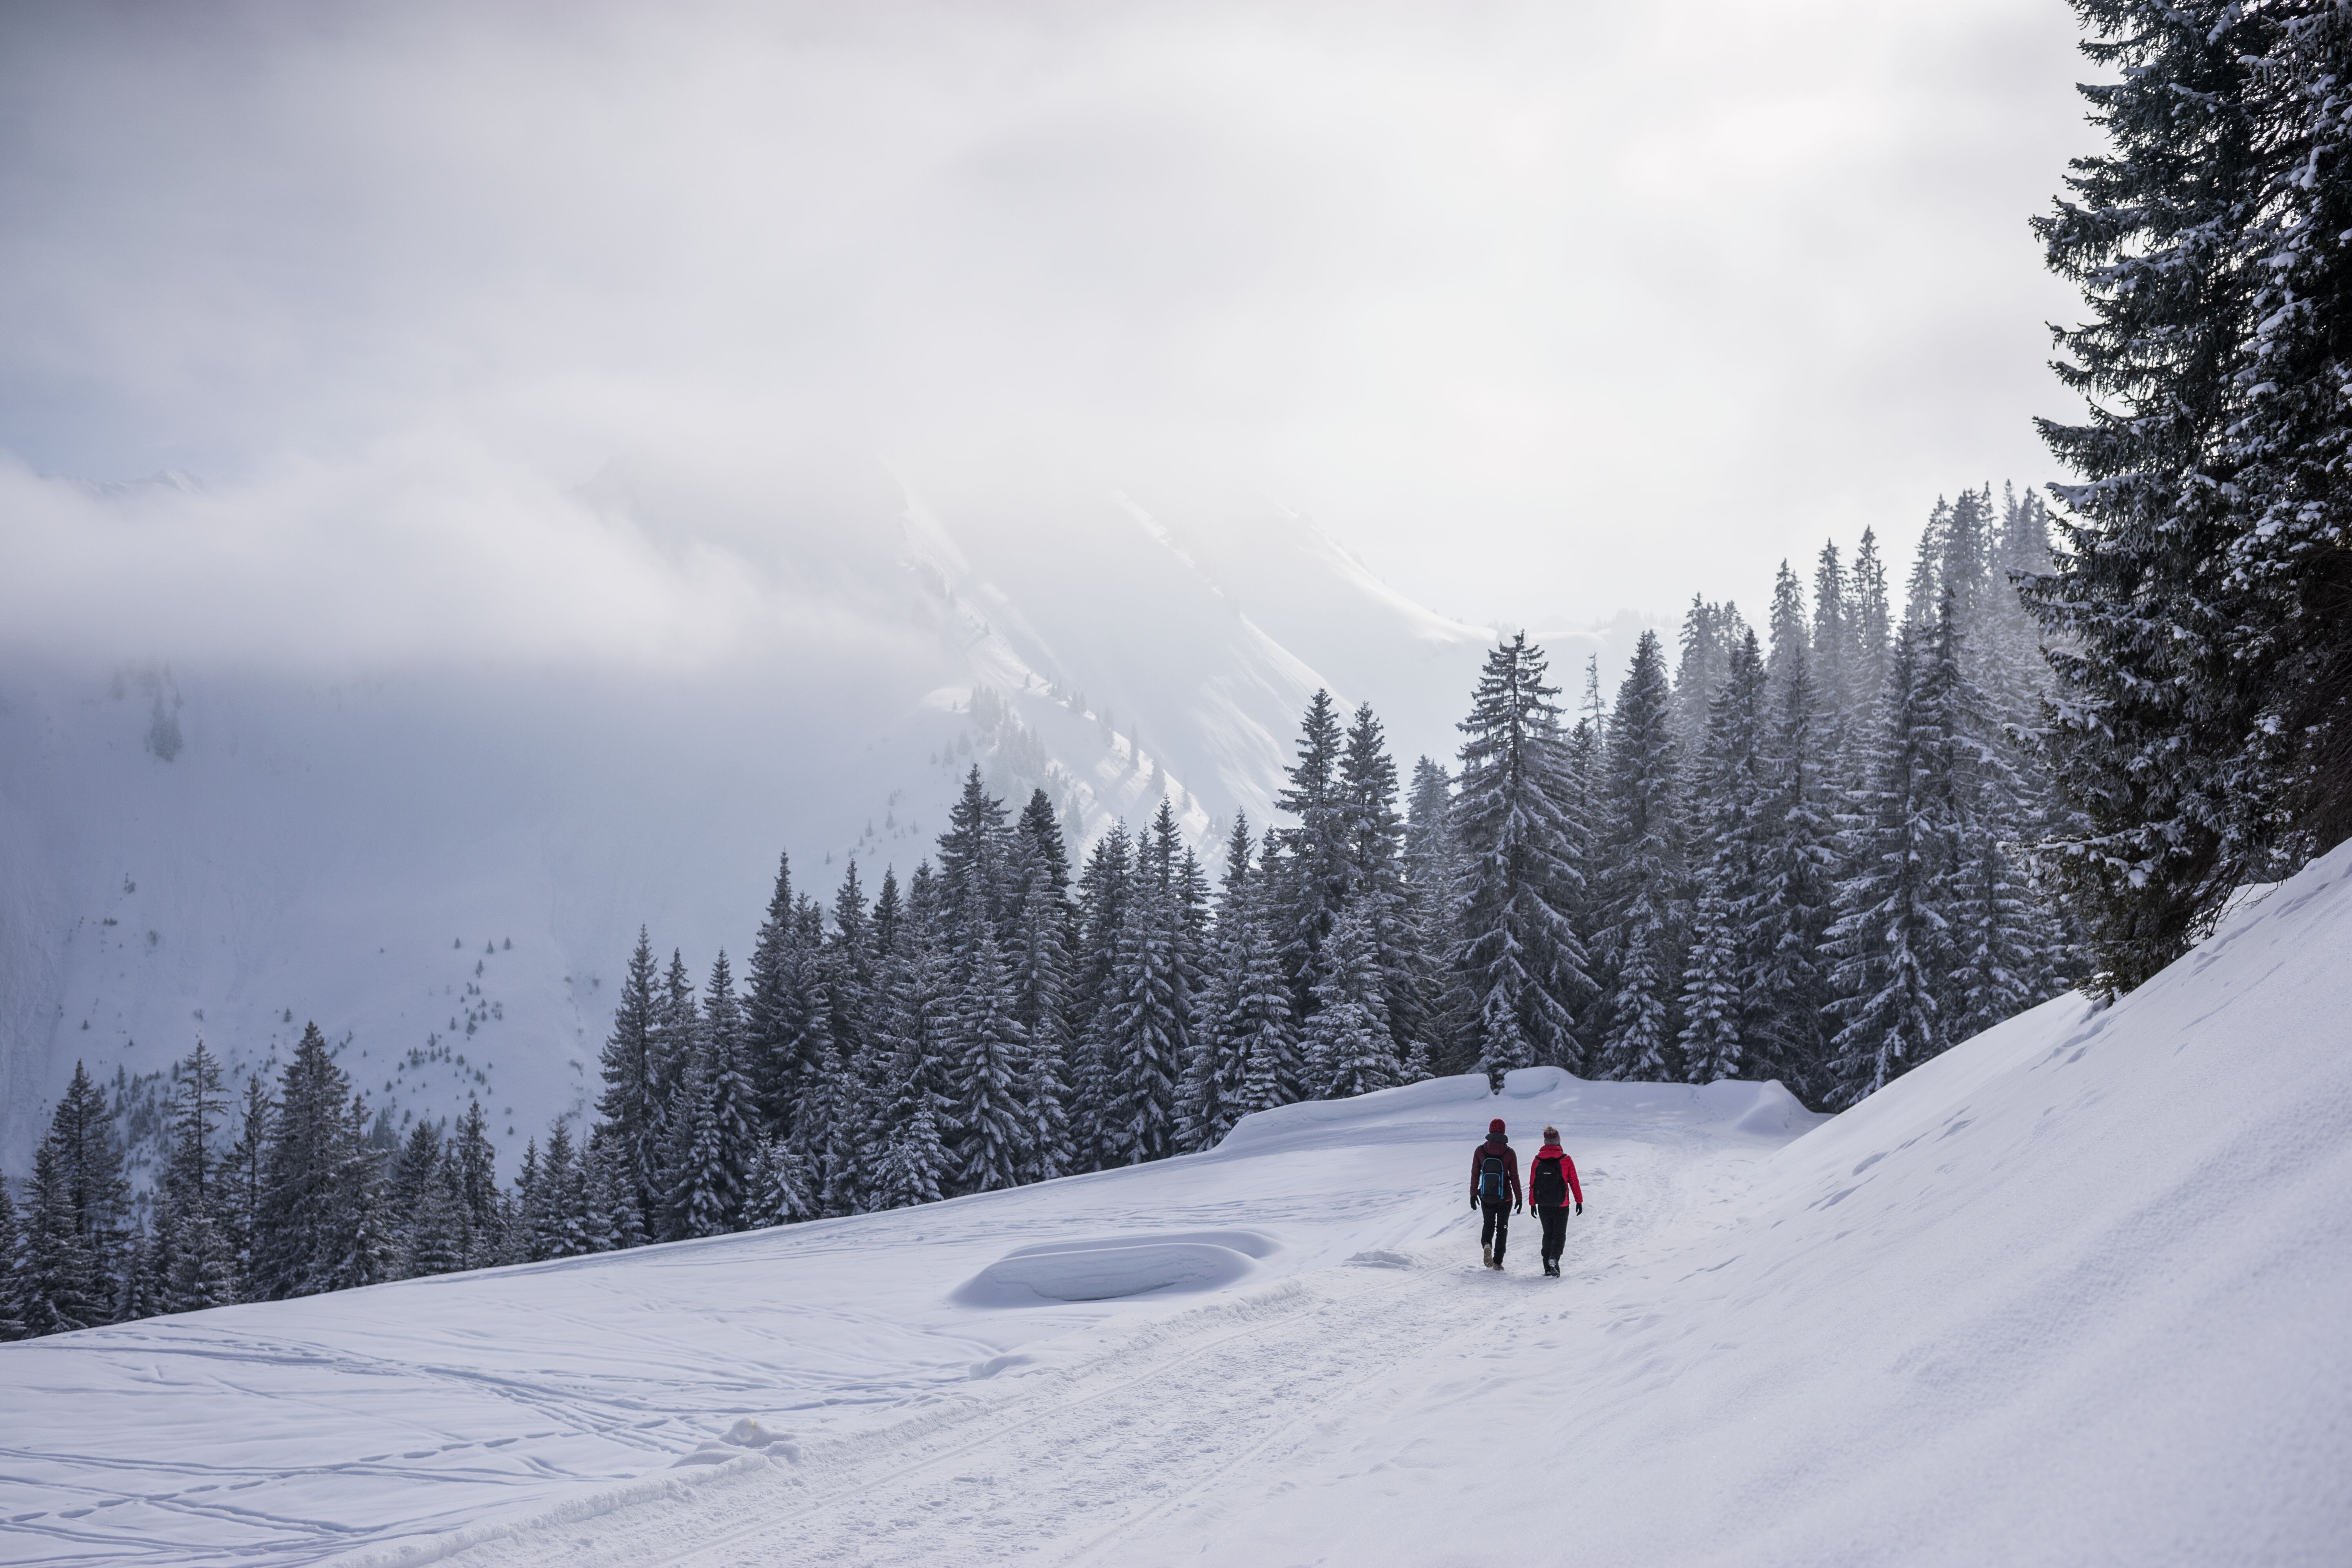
[0,0,2099,642]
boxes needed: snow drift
[4,840,2348,1565]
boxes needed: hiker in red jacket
[1469,1118,1521,1270]
[1528,1125,1584,1279]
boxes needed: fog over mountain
[0,0,2092,1174]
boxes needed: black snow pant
[1537,1203,1571,1265]
[1480,1199,1512,1263]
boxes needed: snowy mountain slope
[6,838,2348,1566]
[0,467,1498,1176]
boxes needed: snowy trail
[361,1110,1757,1568]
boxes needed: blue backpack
[1479,1153,1508,1204]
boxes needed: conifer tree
[449,1098,504,1267]
[402,1156,470,1279]
[252,1027,352,1299]
[1007,791,1076,1182]
[1824,618,1960,1105]
[745,853,825,1140]
[1676,632,1768,1080]
[1595,632,1686,1080]
[1338,703,1428,1062]
[663,1052,731,1239]
[1748,638,1839,1098]
[873,879,955,1209]
[597,928,664,1229]
[1812,539,1853,739]
[1103,808,1186,1164]
[1301,902,1397,1101]
[699,950,759,1229]
[158,1041,238,1314]
[20,1138,102,1336]
[326,1093,396,1292]
[1070,827,1133,1171]
[0,1180,25,1340]
[1677,880,1744,1083]
[1271,690,1351,1005]
[2024,0,2349,989]
[1450,633,1591,1086]
[743,1135,812,1228]
[949,922,1029,1194]
[222,1074,271,1296]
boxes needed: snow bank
[951,1233,1271,1306]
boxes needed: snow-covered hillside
[1,466,1573,1176]
[7,837,2347,1566]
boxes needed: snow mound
[951,1230,1276,1306]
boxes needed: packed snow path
[7,840,2352,1566]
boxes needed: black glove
[1574,1201,1583,1215]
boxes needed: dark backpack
[1530,1154,1567,1207]
[1479,1153,1507,1204]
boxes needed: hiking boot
[1481,1246,1493,1268]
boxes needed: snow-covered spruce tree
[1671,597,1748,766]
[1848,529,1894,743]
[1401,757,1469,1067]
[1594,632,1686,1081]
[581,1126,647,1252]
[2223,5,2352,860]
[394,1139,452,1278]
[700,949,759,1229]
[596,928,664,1231]
[388,1118,442,1236]
[1301,900,1398,1101]
[1824,610,1971,1106]
[949,920,1029,1194]
[744,853,827,1142]
[1675,878,1743,1083]
[1008,790,1076,1183]
[799,861,875,1216]
[939,766,1014,933]
[1178,820,1243,1150]
[1070,826,1133,1172]
[158,1040,239,1313]
[2023,0,2299,990]
[1747,628,1840,1101]
[1675,631,1769,1082]
[1811,540,1854,745]
[448,1098,505,1267]
[527,1119,592,1259]
[1270,690,1351,1010]
[664,1049,731,1238]
[1338,703,1429,1064]
[253,1027,351,1300]
[872,874,955,1210]
[743,1134,812,1228]
[648,948,701,1205]
[221,1074,271,1296]
[19,1137,102,1336]
[326,1093,396,1292]
[1103,804,1190,1164]
[0,1179,25,1340]
[1450,633,1591,1087]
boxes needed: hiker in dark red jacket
[1468,1118,1521,1270]
[1527,1125,1584,1278]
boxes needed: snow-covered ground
[7,840,2350,1567]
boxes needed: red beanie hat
[1488,1118,1506,1136]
